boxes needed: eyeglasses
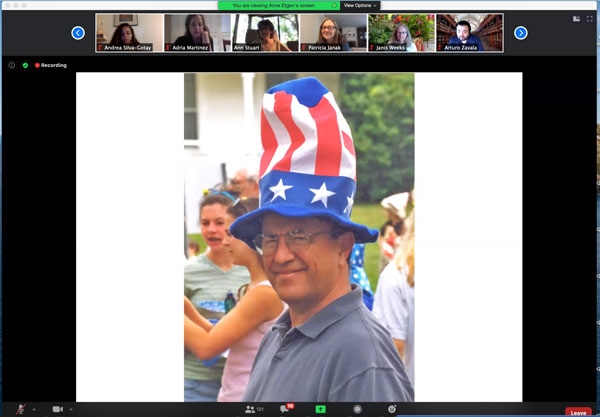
[321,25,336,30]
[253,229,333,256]
[397,31,408,35]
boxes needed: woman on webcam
[257,19,291,52]
[109,23,141,46]
[317,18,350,51]
[388,22,417,52]
[173,14,214,50]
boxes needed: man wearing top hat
[230,76,414,402]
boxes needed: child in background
[187,239,200,264]
[184,197,286,402]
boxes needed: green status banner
[218,1,340,11]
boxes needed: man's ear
[338,231,356,259]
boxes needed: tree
[339,73,415,203]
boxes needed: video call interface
[1,0,598,416]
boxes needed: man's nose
[272,238,295,264]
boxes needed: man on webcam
[230,76,414,402]
[445,20,485,51]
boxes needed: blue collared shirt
[242,284,414,402]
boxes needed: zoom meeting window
[2,1,597,416]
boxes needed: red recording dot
[34,62,40,68]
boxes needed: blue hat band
[260,170,356,219]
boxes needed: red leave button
[565,407,593,415]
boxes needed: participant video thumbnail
[367,14,435,52]
[299,14,367,52]
[231,14,298,52]
[436,14,503,52]
[96,13,164,52]
[164,14,231,52]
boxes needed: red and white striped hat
[231,76,378,247]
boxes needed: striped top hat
[230,76,378,247]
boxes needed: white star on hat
[344,192,355,214]
[309,182,336,208]
[269,178,293,201]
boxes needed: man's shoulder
[316,308,404,372]
[335,307,393,346]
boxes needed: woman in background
[184,197,286,402]
[378,192,410,273]
[173,14,214,50]
[184,193,251,401]
[317,18,350,51]
[372,207,415,387]
[109,23,141,46]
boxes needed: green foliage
[350,203,387,290]
[278,15,298,42]
[339,73,415,203]
[368,13,435,43]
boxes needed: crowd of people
[373,191,415,387]
[184,76,415,402]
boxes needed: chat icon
[280,404,289,413]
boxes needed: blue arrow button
[71,26,85,40]
[514,26,528,40]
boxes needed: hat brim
[230,204,379,249]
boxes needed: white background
[76,72,522,402]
